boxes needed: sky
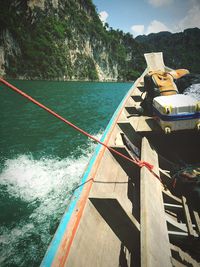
[93,0,200,37]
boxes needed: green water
[0,80,132,266]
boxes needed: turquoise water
[0,80,132,266]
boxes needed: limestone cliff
[1,1,199,81]
[0,0,144,81]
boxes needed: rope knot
[138,160,154,170]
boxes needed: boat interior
[45,53,200,267]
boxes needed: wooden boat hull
[41,79,137,267]
[41,54,200,267]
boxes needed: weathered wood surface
[64,146,137,266]
[140,137,172,267]
[170,244,200,267]
[42,54,200,267]
[131,116,161,132]
[193,211,200,235]
[181,196,195,237]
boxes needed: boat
[41,52,200,267]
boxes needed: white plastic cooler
[153,94,200,133]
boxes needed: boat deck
[41,56,200,267]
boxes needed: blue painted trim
[40,84,134,267]
[153,108,200,121]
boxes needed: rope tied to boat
[0,78,156,175]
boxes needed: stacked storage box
[153,94,200,133]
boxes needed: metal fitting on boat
[164,126,171,134]
[196,122,200,131]
[163,105,172,114]
[195,102,200,112]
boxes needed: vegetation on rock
[136,28,200,73]
[0,0,199,81]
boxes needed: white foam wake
[0,131,103,266]
[0,154,89,203]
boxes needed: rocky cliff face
[0,1,199,81]
[0,0,144,81]
[0,28,21,77]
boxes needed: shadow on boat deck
[89,197,140,267]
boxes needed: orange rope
[0,78,155,173]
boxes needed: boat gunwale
[40,73,147,266]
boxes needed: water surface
[0,80,132,266]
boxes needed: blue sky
[93,0,200,37]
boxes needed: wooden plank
[131,95,143,102]
[171,258,187,267]
[65,146,134,267]
[90,149,132,209]
[65,200,123,267]
[114,132,124,146]
[166,214,188,233]
[164,203,183,210]
[134,116,161,132]
[109,145,139,177]
[170,244,200,267]
[125,106,142,117]
[119,116,161,133]
[140,137,172,267]
[137,82,144,87]
[89,197,140,233]
[132,87,143,95]
[193,210,200,235]
[137,86,144,93]
[162,190,182,205]
[168,231,188,237]
[181,196,195,237]
[125,96,137,108]
[117,121,142,148]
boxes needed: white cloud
[146,20,171,34]
[131,25,145,36]
[148,0,173,7]
[99,11,109,25]
[130,0,200,37]
[176,1,200,31]
[130,20,171,37]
